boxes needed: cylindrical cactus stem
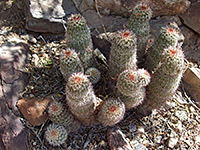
[145,25,180,72]
[60,48,84,81]
[45,123,68,147]
[140,46,184,115]
[85,67,101,84]
[65,14,94,69]
[117,69,150,97]
[119,87,146,110]
[109,30,137,80]
[66,72,97,126]
[48,101,81,132]
[66,14,93,52]
[97,98,125,126]
[128,3,152,63]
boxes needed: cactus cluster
[45,3,185,147]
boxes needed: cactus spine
[45,123,68,147]
[128,3,152,63]
[145,26,180,72]
[66,72,97,126]
[142,46,184,114]
[117,69,150,109]
[66,14,94,69]
[109,30,137,79]
[60,48,83,81]
[97,98,125,126]
[48,101,80,132]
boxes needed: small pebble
[167,137,178,148]
[137,126,145,133]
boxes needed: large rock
[96,0,190,17]
[24,0,78,33]
[183,67,200,103]
[180,0,200,34]
[181,26,200,64]
[17,97,51,126]
[0,38,30,149]
[107,127,132,150]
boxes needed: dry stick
[94,0,113,43]
[20,119,48,150]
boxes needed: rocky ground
[0,0,200,150]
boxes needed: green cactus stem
[141,46,184,115]
[109,30,137,80]
[66,72,97,126]
[128,3,152,63]
[65,14,94,69]
[59,48,83,81]
[117,69,150,97]
[145,25,180,72]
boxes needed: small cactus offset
[109,30,137,79]
[66,72,97,125]
[97,98,125,126]
[65,14,94,69]
[59,48,83,81]
[145,25,180,72]
[85,67,101,84]
[45,123,68,147]
[48,101,81,132]
[141,46,184,114]
[128,3,152,63]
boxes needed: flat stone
[183,67,200,102]
[130,140,148,150]
[180,0,200,34]
[24,0,78,33]
[107,127,132,150]
[17,97,51,126]
[96,0,190,17]
[181,26,200,64]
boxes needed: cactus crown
[48,101,63,116]
[66,72,90,97]
[45,123,68,147]
[60,48,80,67]
[159,26,179,45]
[98,98,125,126]
[117,70,139,96]
[114,30,137,50]
[160,46,184,74]
[67,14,87,31]
[130,3,152,22]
